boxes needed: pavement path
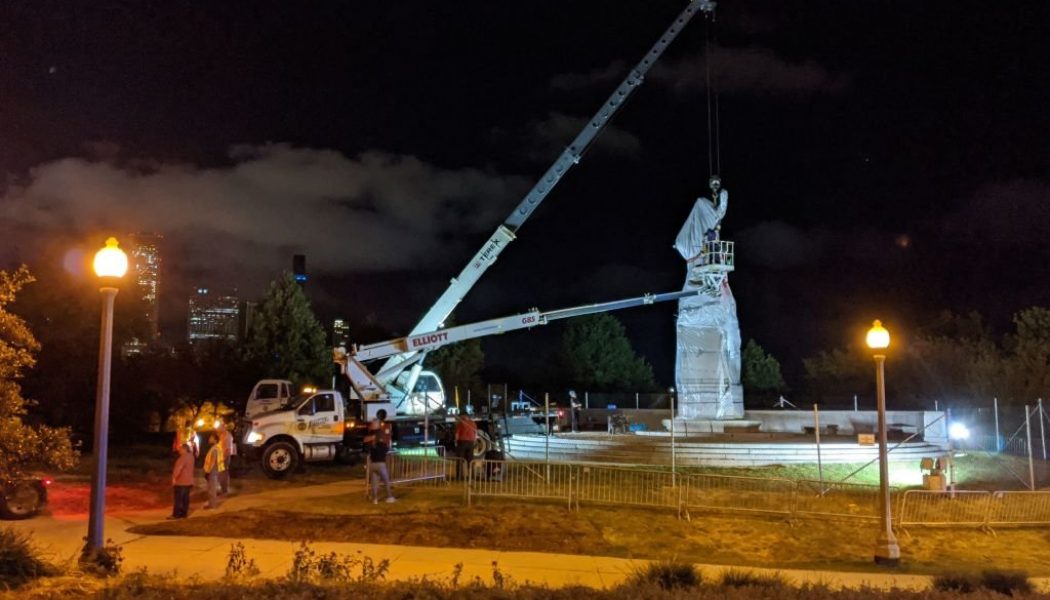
[6,480,1047,592]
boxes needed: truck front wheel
[262,441,299,479]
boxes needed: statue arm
[715,189,729,222]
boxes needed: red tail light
[42,478,53,486]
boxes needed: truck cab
[241,388,362,478]
[245,379,294,418]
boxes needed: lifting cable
[704,7,722,190]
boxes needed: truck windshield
[284,393,310,410]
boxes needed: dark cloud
[522,112,642,162]
[549,60,627,92]
[551,46,846,96]
[942,179,1050,245]
[737,221,823,269]
[653,46,848,95]
[0,143,529,291]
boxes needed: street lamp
[866,319,900,566]
[85,238,127,559]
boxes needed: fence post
[1039,398,1047,460]
[854,394,858,412]
[814,404,824,494]
[636,392,640,410]
[994,397,1002,452]
[1026,405,1036,491]
[670,387,677,488]
[934,399,939,411]
[585,391,589,409]
[947,406,956,494]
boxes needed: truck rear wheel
[262,441,299,479]
[0,481,44,520]
[473,432,492,458]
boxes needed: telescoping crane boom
[376,1,717,389]
[336,288,703,407]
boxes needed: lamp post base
[873,536,901,567]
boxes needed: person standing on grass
[169,443,194,519]
[454,413,477,480]
[202,434,225,509]
[364,409,395,504]
[217,421,234,495]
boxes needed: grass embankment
[129,483,1050,575]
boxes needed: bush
[79,537,124,577]
[627,560,701,590]
[719,568,787,588]
[286,542,390,584]
[933,572,978,593]
[225,543,260,580]
[933,569,1032,596]
[0,528,57,588]
[979,569,1032,596]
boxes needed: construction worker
[364,409,395,504]
[169,443,194,519]
[217,421,234,495]
[202,434,226,509]
[172,419,199,458]
[454,413,477,480]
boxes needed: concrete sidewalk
[4,480,1042,592]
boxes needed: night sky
[2,1,1049,385]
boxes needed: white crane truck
[240,289,702,477]
[238,0,719,478]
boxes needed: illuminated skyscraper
[123,233,162,356]
[188,288,240,343]
[333,318,350,347]
[293,254,307,287]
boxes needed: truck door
[297,392,341,444]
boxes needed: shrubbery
[934,569,1033,596]
[0,528,57,588]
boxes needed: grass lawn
[128,467,1050,576]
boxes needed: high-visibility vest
[204,444,226,473]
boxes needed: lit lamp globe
[866,320,890,350]
[93,237,128,279]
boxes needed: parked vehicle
[0,477,50,520]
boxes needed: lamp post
[866,319,900,566]
[85,238,127,559]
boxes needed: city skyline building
[332,318,350,347]
[187,287,240,343]
[293,254,307,287]
[123,233,162,357]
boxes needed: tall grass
[0,528,57,588]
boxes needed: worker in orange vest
[454,413,477,480]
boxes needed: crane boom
[377,1,715,383]
[351,288,700,364]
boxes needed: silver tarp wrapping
[674,190,744,420]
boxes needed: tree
[0,266,78,480]
[426,316,485,400]
[553,314,657,392]
[741,339,787,396]
[1006,307,1050,405]
[242,273,329,387]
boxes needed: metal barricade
[988,491,1050,527]
[574,465,679,511]
[680,473,795,519]
[467,460,574,509]
[898,490,992,530]
[793,480,892,522]
[365,448,449,495]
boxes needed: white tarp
[674,190,743,420]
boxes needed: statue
[673,181,743,420]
